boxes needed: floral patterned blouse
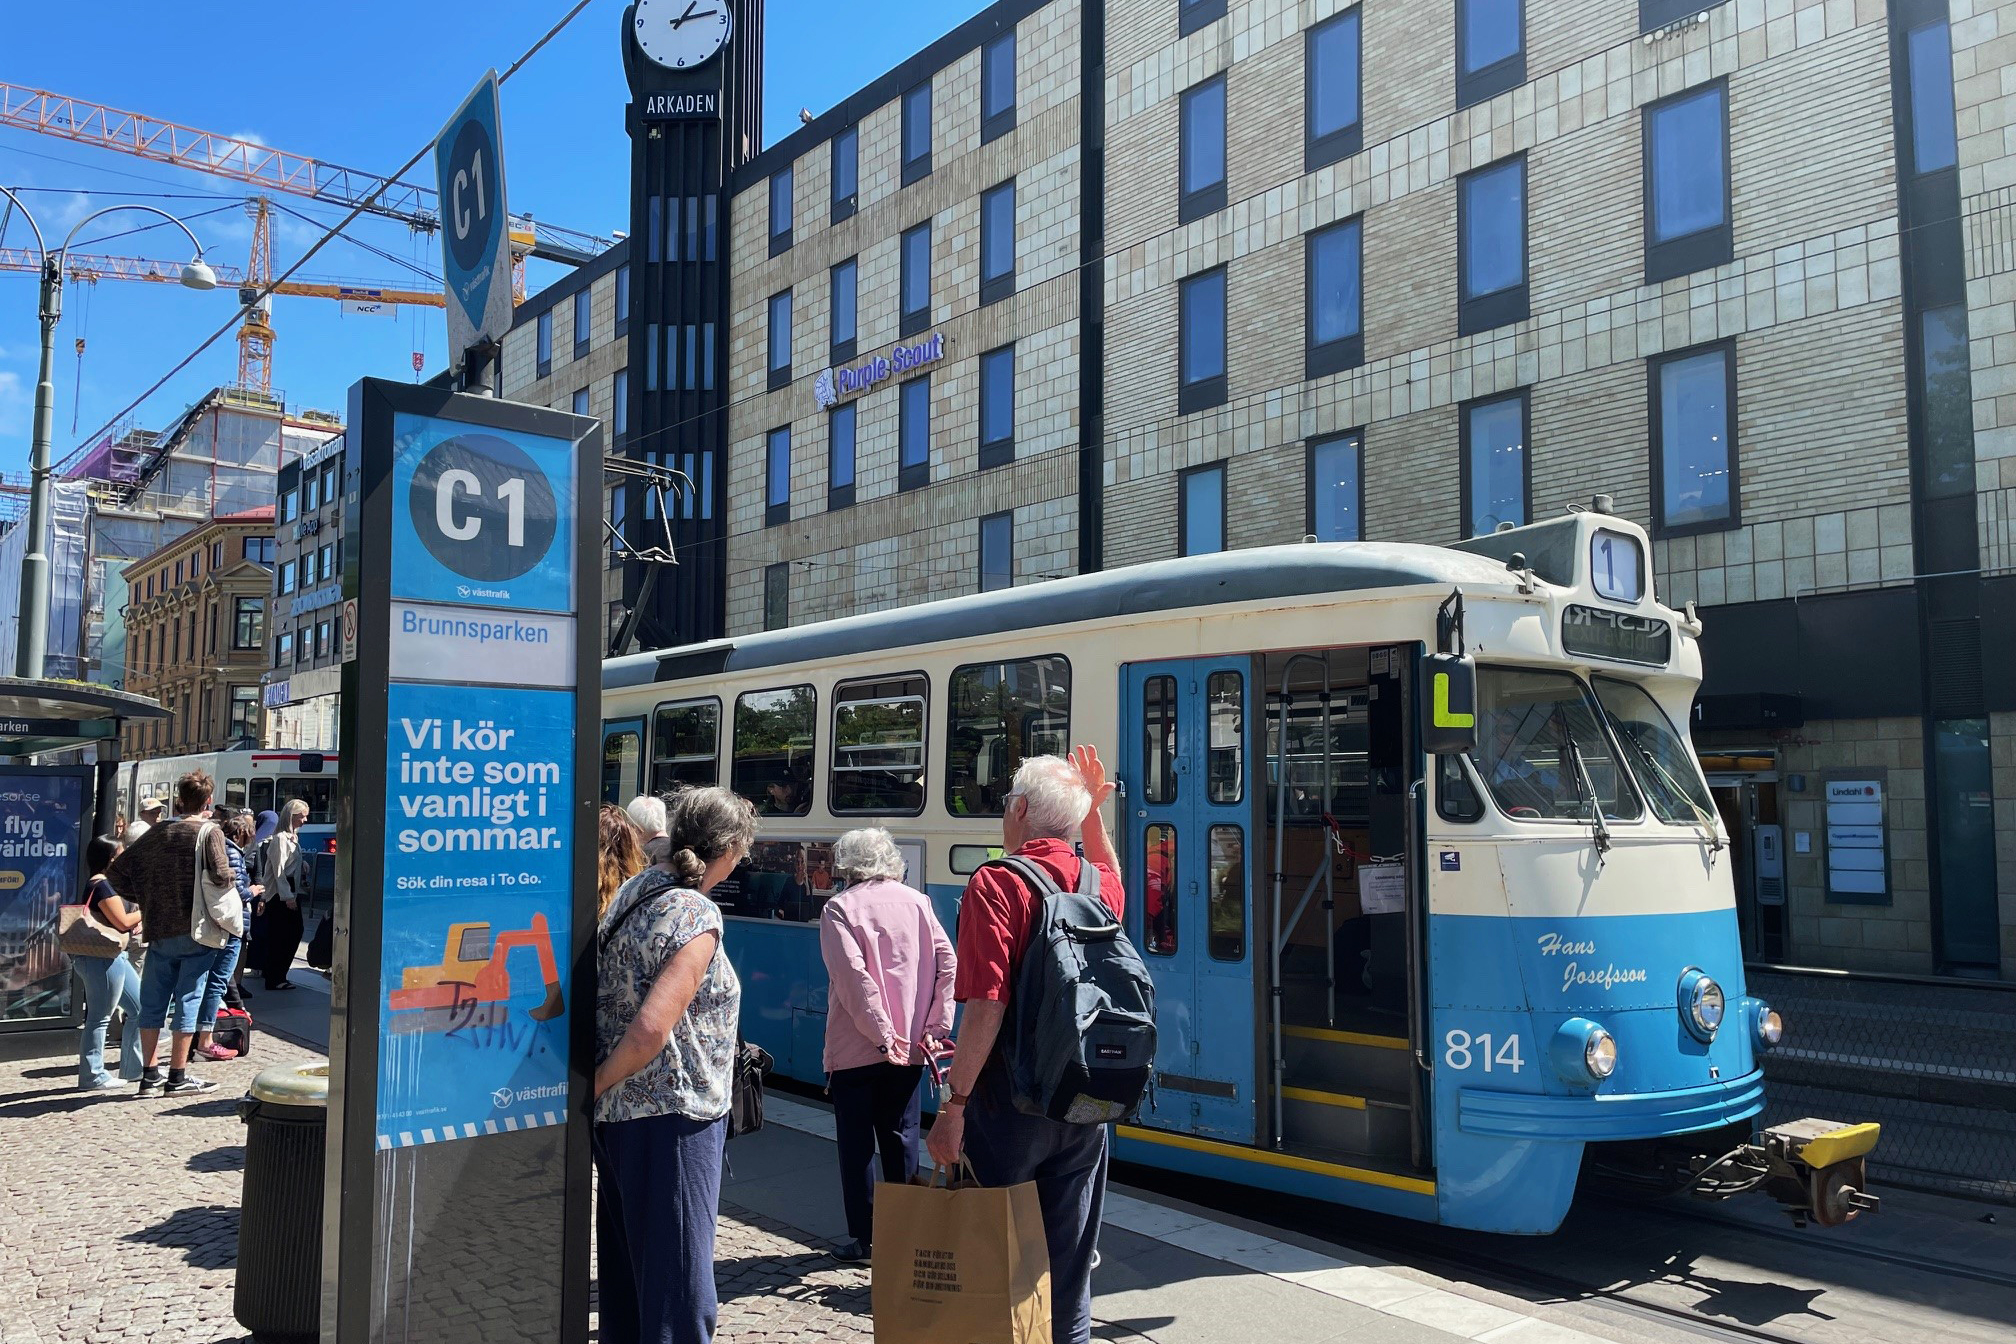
[595,868,742,1126]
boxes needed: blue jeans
[197,936,242,1031]
[138,933,217,1038]
[76,951,143,1087]
[594,1111,727,1344]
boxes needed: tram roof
[607,542,1517,689]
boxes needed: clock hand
[670,1,698,28]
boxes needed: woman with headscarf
[241,809,282,998]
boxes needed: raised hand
[1072,744,1115,815]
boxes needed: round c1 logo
[407,434,558,582]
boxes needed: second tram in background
[603,502,1878,1234]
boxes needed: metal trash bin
[235,1061,328,1343]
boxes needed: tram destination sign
[1561,605,1672,666]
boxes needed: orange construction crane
[0,243,445,306]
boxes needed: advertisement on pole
[0,767,91,1023]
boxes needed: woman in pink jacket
[819,827,956,1262]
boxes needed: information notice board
[326,381,597,1344]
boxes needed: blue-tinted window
[982,32,1016,138]
[902,224,932,327]
[831,258,858,351]
[1182,464,1226,556]
[981,346,1015,455]
[832,126,859,212]
[766,428,791,512]
[1309,219,1362,347]
[1648,85,1726,243]
[613,370,628,438]
[1461,0,1522,74]
[1181,76,1227,204]
[1922,305,1976,498]
[1909,22,1958,174]
[901,378,931,470]
[829,405,857,491]
[768,291,792,376]
[980,512,1013,592]
[981,181,1016,297]
[903,83,933,178]
[1465,395,1527,537]
[769,167,793,247]
[1461,159,1525,298]
[1180,269,1227,388]
[1655,347,1735,531]
[1308,434,1360,542]
[1308,12,1361,142]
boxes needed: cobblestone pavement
[0,1048,1150,1342]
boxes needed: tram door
[602,716,645,804]
[1124,658,1257,1144]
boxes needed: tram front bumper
[1725,1117,1882,1228]
[1457,1069,1766,1143]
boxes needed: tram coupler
[1689,1118,1882,1228]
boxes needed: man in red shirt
[927,745,1122,1344]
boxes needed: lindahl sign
[642,90,719,120]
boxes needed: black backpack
[989,855,1157,1125]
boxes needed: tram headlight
[1755,1003,1784,1050]
[1584,1028,1618,1080]
[1678,968,1724,1042]
[1549,1018,1618,1083]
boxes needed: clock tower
[620,0,763,650]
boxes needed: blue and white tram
[598,504,1879,1233]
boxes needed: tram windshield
[1590,677,1716,825]
[1471,669,1643,823]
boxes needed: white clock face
[634,0,733,70]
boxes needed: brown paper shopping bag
[871,1161,1052,1344]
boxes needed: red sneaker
[195,1043,238,1062]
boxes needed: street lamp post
[0,188,217,680]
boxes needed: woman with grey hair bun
[593,785,753,1343]
[818,826,956,1263]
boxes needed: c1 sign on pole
[434,71,513,368]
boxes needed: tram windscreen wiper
[1559,725,1612,857]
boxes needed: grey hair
[661,786,758,887]
[832,828,908,885]
[283,798,311,824]
[626,794,668,837]
[1011,755,1089,840]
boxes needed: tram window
[224,777,249,811]
[1266,694,1370,822]
[1143,676,1178,805]
[603,729,642,806]
[734,686,816,817]
[249,778,276,815]
[712,838,833,924]
[950,844,1005,876]
[1144,823,1177,955]
[1471,668,1642,823]
[946,656,1071,816]
[1207,671,1243,804]
[1438,754,1486,823]
[1208,825,1246,961]
[651,699,721,792]
[1591,678,1714,824]
[832,675,927,815]
[287,778,337,823]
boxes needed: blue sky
[0,0,990,482]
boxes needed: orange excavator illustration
[388,914,564,1034]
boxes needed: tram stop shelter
[0,677,165,1058]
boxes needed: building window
[763,565,790,632]
[982,30,1017,143]
[301,471,318,513]
[1457,0,1524,108]
[1180,75,1227,223]
[1179,267,1228,414]
[1181,0,1227,38]
[829,404,857,511]
[609,482,628,562]
[1306,218,1363,378]
[902,82,933,184]
[899,376,931,492]
[766,427,792,527]
[1306,433,1362,541]
[277,631,294,665]
[769,166,794,256]
[1650,341,1738,536]
[1181,463,1227,556]
[320,460,339,507]
[1643,81,1730,283]
[979,511,1013,592]
[1306,10,1363,170]
[980,344,1015,469]
[233,596,265,651]
[316,620,331,658]
[278,559,297,595]
[213,540,225,568]
[1640,0,1715,31]
[571,387,590,417]
[320,543,336,583]
[573,289,591,359]
[613,369,629,441]
[703,194,718,261]
[701,321,716,391]
[768,290,793,390]
[1922,305,1977,498]
[832,126,859,222]
[980,180,1016,306]
[295,629,308,665]
[536,309,552,377]
[615,263,630,337]
[243,536,274,565]
[1907,21,1958,175]
[901,223,932,336]
[1461,391,1529,537]
[831,258,858,363]
[1458,155,1528,335]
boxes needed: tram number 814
[1443,1030,1525,1073]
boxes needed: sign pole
[324,378,598,1344]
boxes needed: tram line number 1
[1443,1029,1524,1073]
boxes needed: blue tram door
[602,716,645,804]
[1123,658,1257,1144]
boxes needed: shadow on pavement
[713,1252,867,1313]
[164,1096,242,1120]
[188,1143,245,1173]
[124,1204,240,1270]
[21,1064,73,1079]
[0,1091,108,1119]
